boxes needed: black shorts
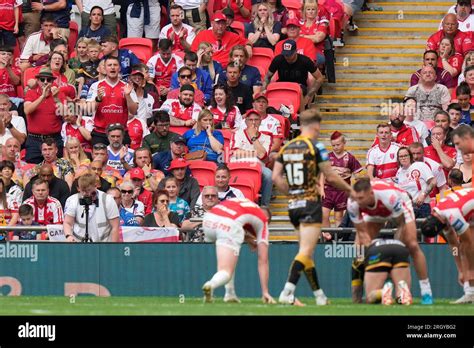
[365,243,410,273]
[288,199,322,228]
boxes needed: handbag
[184,149,207,161]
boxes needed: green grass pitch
[0,297,472,315]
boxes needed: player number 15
[285,163,304,186]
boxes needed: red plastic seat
[69,21,79,55]
[424,119,436,130]
[119,38,153,63]
[169,126,192,135]
[248,47,274,79]
[266,82,302,120]
[230,21,245,38]
[228,162,262,199]
[190,169,216,191]
[283,0,303,19]
[270,113,290,139]
[189,160,217,177]
[231,178,257,202]
[220,129,233,161]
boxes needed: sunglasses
[91,167,102,171]
[159,199,169,203]
[121,190,133,194]
[179,74,191,79]
[204,194,218,199]
[93,143,107,150]
[39,77,54,83]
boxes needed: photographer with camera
[63,173,119,242]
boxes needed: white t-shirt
[423,157,447,189]
[366,142,400,180]
[130,89,155,121]
[64,191,119,242]
[441,11,474,32]
[174,0,201,10]
[159,23,196,47]
[405,119,429,146]
[230,129,272,165]
[396,162,434,203]
[20,32,51,60]
[195,186,245,206]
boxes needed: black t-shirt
[269,54,317,87]
[143,212,181,227]
[247,22,282,49]
[228,82,253,114]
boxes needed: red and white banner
[119,227,180,243]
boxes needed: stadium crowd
[0,0,470,245]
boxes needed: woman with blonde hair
[458,50,474,84]
[301,0,329,65]
[247,2,281,49]
[196,41,224,84]
[63,137,91,177]
[183,109,224,163]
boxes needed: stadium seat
[169,126,192,135]
[189,161,217,190]
[69,21,79,55]
[282,0,302,19]
[228,162,262,199]
[247,47,274,79]
[266,82,302,120]
[220,129,233,161]
[119,38,153,63]
[270,113,290,139]
[423,119,435,130]
[231,178,257,202]
[230,21,245,38]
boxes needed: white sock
[209,271,231,290]
[464,281,469,292]
[419,279,432,296]
[313,289,326,298]
[466,286,474,296]
[283,282,296,295]
[225,274,236,295]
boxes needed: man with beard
[410,50,455,93]
[225,64,253,114]
[100,36,141,81]
[105,123,134,176]
[87,56,138,146]
[123,147,164,192]
[143,111,180,156]
[159,5,195,54]
[160,84,202,127]
[446,0,474,32]
[372,108,420,147]
[147,38,184,101]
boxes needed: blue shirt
[78,25,112,44]
[201,61,225,84]
[152,151,192,177]
[183,129,224,163]
[460,107,473,126]
[170,68,213,103]
[120,208,140,226]
[218,64,262,88]
[103,49,141,81]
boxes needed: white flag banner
[119,226,180,242]
[47,225,66,241]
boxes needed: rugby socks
[419,278,432,296]
[208,271,231,290]
[287,258,305,285]
[224,274,236,296]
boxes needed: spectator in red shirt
[411,50,456,93]
[24,69,66,164]
[128,167,153,215]
[166,66,206,107]
[437,37,464,78]
[300,0,328,65]
[424,125,457,177]
[372,108,420,147]
[0,0,20,48]
[0,45,20,98]
[215,0,252,23]
[275,19,318,62]
[427,13,472,56]
[191,11,251,68]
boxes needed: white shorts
[364,193,415,224]
[203,213,245,255]
[127,4,161,39]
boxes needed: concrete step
[343,36,428,45]
[316,95,398,103]
[319,106,382,112]
[367,2,451,11]
[336,53,421,62]
[335,61,420,68]
[355,19,439,28]
[322,86,407,95]
[353,27,436,35]
[338,44,424,54]
[329,80,409,88]
[356,10,445,20]
[335,71,413,79]
[321,111,384,117]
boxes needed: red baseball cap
[168,158,189,171]
[254,92,268,101]
[131,70,144,76]
[213,11,227,22]
[244,109,260,118]
[129,167,145,180]
[286,18,301,28]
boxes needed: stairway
[269,0,446,237]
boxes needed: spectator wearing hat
[230,109,273,205]
[24,69,66,164]
[216,0,252,24]
[167,66,206,107]
[152,136,190,177]
[159,4,196,54]
[225,63,253,114]
[128,167,153,215]
[86,56,138,146]
[170,51,213,104]
[125,147,164,192]
[143,111,181,155]
[263,39,323,112]
[221,7,239,35]
[20,15,57,71]
[247,2,282,50]
[158,157,200,209]
[445,0,474,32]
[159,84,202,127]
[106,123,135,176]
[183,109,224,163]
[100,36,141,81]
[191,11,252,68]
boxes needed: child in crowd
[69,37,90,77]
[455,82,474,126]
[163,177,190,223]
[78,40,102,99]
[13,204,41,240]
